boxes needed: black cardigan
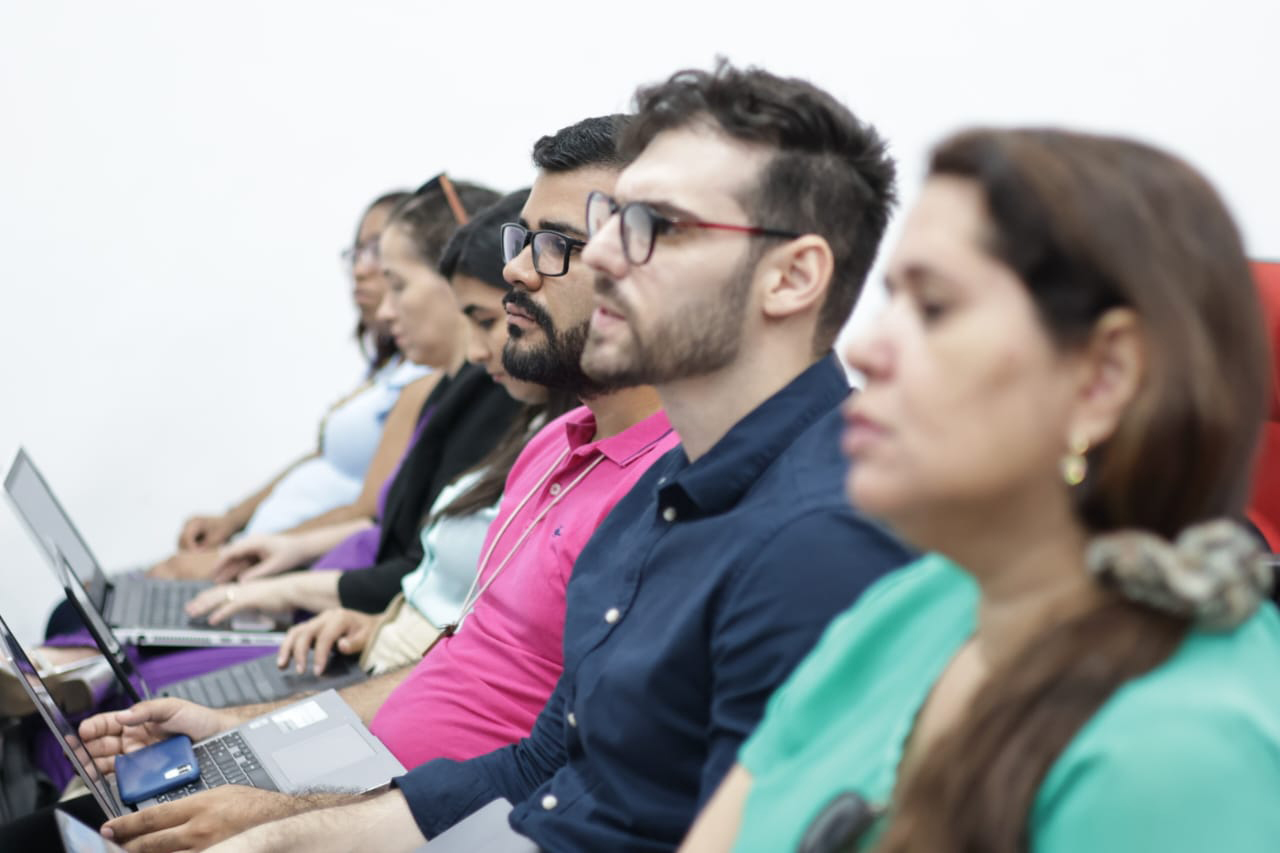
[337,362,522,612]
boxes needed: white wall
[1,0,1277,644]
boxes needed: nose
[582,213,627,279]
[374,292,395,326]
[503,243,542,293]
[841,307,896,383]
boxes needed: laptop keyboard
[114,578,213,629]
[161,653,364,708]
[152,731,274,802]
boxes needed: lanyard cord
[445,446,606,634]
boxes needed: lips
[841,401,888,459]
[504,304,535,323]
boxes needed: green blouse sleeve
[1033,711,1280,852]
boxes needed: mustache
[503,290,555,332]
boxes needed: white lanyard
[444,445,606,634]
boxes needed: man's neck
[658,344,824,462]
[584,385,664,441]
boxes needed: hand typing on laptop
[184,572,344,626]
[277,609,379,675]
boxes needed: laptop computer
[4,447,287,646]
[54,548,368,708]
[0,610,404,817]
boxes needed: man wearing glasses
[205,62,913,853]
[69,116,676,852]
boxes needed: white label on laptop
[271,700,327,733]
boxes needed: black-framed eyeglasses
[500,223,586,278]
[585,190,802,267]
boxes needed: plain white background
[1,0,1277,645]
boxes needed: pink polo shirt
[369,405,678,768]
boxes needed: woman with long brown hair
[681,128,1280,851]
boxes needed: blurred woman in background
[684,128,1280,852]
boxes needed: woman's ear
[759,235,834,321]
[1069,307,1146,444]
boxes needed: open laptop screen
[0,613,123,819]
[54,549,149,703]
[4,448,109,608]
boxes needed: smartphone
[114,735,200,805]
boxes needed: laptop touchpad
[272,726,377,788]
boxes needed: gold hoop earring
[1061,435,1089,486]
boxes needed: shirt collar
[561,406,675,466]
[659,354,850,518]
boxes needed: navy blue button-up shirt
[395,355,913,851]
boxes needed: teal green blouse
[736,554,1280,851]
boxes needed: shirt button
[567,711,577,728]
[549,483,561,496]
[604,607,621,624]
[658,476,667,485]
[662,506,677,522]
[541,794,558,811]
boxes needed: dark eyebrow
[517,216,530,228]
[628,198,701,222]
[536,219,588,240]
[898,263,963,291]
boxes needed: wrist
[223,505,252,531]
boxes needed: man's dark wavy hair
[620,60,898,351]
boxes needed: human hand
[178,514,238,552]
[185,577,295,626]
[213,534,308,583]
[278,609,378,675]
[149,550,221,581]
[79,698,236,775]
[101,785,302,852]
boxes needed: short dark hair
[386,180,501,267]
[532,115,632,173]
[621,60,897,351]
[439,189,532,288]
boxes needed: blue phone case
[115,735,200,805]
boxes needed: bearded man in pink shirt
[75,114,679,852]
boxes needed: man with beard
[195,62,914,853]
[72,115,677,852]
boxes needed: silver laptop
[0,610,404,817]
[54,548,367,708]
[4,447,286,646]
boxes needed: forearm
[337,664,413,724]
[291,520,375,564]
[281,571,344,614]
[215,656,408,729]
[212,789,423,853]
[286,499,374,536]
